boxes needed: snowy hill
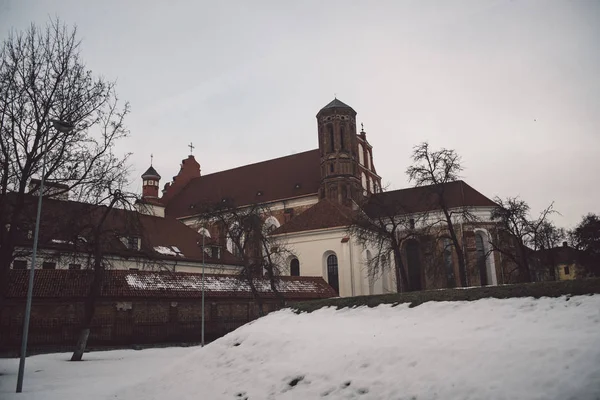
[2,295,599,400]
[118,295,600,399]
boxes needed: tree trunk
[392,244,409,292]
[70,328,90,362]
[517,243,532,282]
[71,244,103,361]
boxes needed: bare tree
[532,220,566,280]
[405,142,474,287]
[350,193,428,292]
[490,197,557,282]
[0,19,130,305]
[193,200,293,315]
[68,190,153,361]
[569,213,600,277]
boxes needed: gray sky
[2,0,599,228]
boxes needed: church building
[140,99,508,297]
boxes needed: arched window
[475,232,489,286]
[365,150,371,170]
[361,172,367,191]
[326,254,339,294]
[358,143,365,165]
[227,223,243,258]
[290,258,300,276]
[198,227,211,238]
[264,216,280,233]
[328,125,334,153]
[443,238,456,288]
[340,126,345,150]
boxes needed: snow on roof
[153,246,184,257]
[6,270,337,299]
[125,273,331,295]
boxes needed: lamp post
[201,232,205,347]
[16,119,74,393]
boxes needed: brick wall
[0,296,285,355]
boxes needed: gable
[165,149,321,218]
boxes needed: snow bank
[2,295,599,400]
[0,347,190,400]
[114,295,600,400]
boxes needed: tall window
[443,238,456,288]
[405,240,422,291]
[328,125,334,153]
[290,258,300,276]
[326,254,339,294]
[358,143,364,165]
[340,126,345,150]
[475,233,488,286]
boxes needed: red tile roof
[165,149,321,218]
[272,181,496,235]
[5,194,240,266]
[271,200,354,235]
[6,270,337,300]
[365,180,497,218]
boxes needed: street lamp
[201,232,205,347]
[16,118,74,393]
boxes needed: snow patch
[153,246,183,257]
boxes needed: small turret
[141,164,161,199]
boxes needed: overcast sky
[1,0,598,228]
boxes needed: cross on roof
[188,142,195,155]
[150,153,153,166]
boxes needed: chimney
[562,241,568,248]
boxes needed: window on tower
[328,125,334,153]
[340,126,345,150]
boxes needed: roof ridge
[189,148,319,181]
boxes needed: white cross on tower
[188,142,195,155]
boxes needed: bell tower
[316,98,362,206]
[141,162,161,199]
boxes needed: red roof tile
[5,193,240,266]
[271,200,354,235]
[165,149,321,218]
[365,180,497,218]
[6,270,337,300]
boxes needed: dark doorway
[405,240,422,291]
[326,254,339,295]
[290,258,300,276]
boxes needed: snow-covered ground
[2,295,600,400]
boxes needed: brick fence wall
[0,296,284,356]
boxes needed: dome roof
[142,165,161,180]
[319,98,355,114]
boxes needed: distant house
[533,242,583,281]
